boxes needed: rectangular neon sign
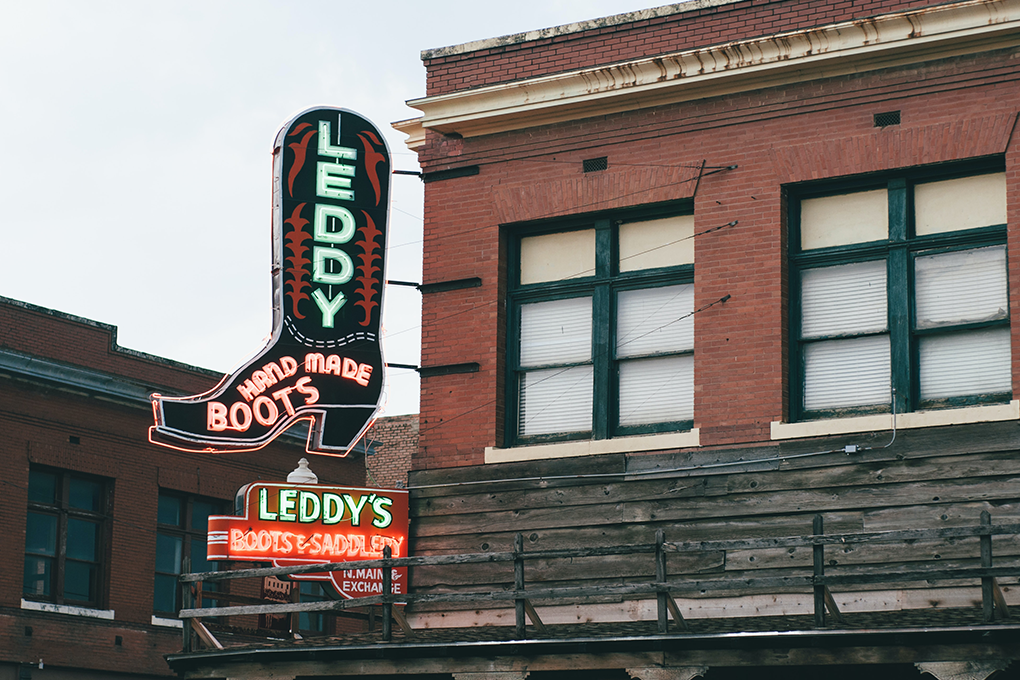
[208,481,408,598]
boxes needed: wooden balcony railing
[177,511,1017,652]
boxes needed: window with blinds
[509,210,695,443]
[792,166,1009,419]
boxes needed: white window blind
[801,261,887,339]
[520,297,592,367]
[520,366,594,436]
[519,296,593,436]
[616,285,694,426]
[803,336,891,411]
[618,355,694,426]
[616,284,694,357]
[919,327,1011,400]
[914,246,1008,329]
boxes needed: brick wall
[364,414,418,488]
[414,6,1020,469]
[423,0,944,97]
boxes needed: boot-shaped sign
[150,107,390,455]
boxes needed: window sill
[485,429,700,463]
[152,615,184,628]
[771,400,1020,440]
[21,598,114,620]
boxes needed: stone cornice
[394,0,1020,150]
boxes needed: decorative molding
[452,674,530,680]
[916,660,1012,680]
[397,0,1020,147]
[421,0,744,60]
[627,668,708,680]
[485,429,700,464]
[771,400,1020,440]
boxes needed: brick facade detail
[412,2,1020,470]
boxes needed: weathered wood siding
[406,422,1020,610]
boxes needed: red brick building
[0,296,370,679]
[170,1,1020,679]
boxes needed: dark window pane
[28,470,57,505]
[64,560,96,603]
[68,477,103,512]
[23,556,52,596]
[154,573,178,614]
[158,494,181,526]
[25,512,57,556]
[191,501,219,532]
[156,533,183,574]
[300,581,326,597]
[66,518,98,561]
[300,611,324,632]
[190,536,214,572]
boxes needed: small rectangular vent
[874,111,900,127]
[583,156,608,173]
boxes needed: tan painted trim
[484,429,700,464]
[391,117,426,151]
[406,585,1018,629]
[21,598,115,620]
[771,400,1020,440]
[151,615,184,628]
[397,0,1020,148]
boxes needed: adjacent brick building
[0,296,374,679]
[170,1,1020,678]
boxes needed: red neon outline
[206,481,408,598]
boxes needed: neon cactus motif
[150,107,390,456]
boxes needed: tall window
[791,165,1009,420]
[154,492,223,617]
[24,467,110,608]
[507,207,695,444]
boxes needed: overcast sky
[1,0,660,416]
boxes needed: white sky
[0,0,660,416]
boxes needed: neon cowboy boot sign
[150,107,390,455]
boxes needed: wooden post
[813,514,825,628]
[181,556,192,653]
[656,529,668,634]
[382,545,393,641]
[289,577,301,637]
[981,510,994,622]
[515,533,525,639]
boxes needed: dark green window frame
[506,203,695,446]
[789,159,1010,421]
[154,491,225,617]
[23,466,110,608]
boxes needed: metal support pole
[181,556,192,653]
[382,546,393,640]
[656,529,668,634]
[981,510,994,622]
[813,514,825,628]
[514,533,525,639]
